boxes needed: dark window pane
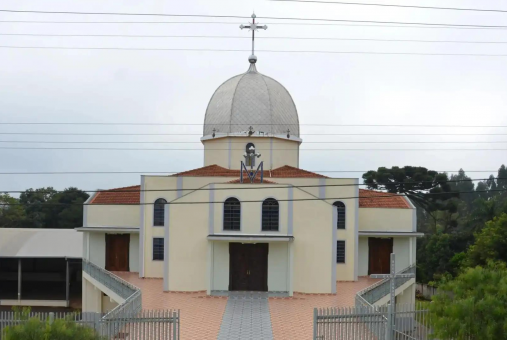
[224,198,241,230]
[262,198,279,231]
[337,241,346,263]
[154,198,167,226]
[333,201,346,229]
[153,238,164,261]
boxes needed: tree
[2,307,103,340]
[0,194,26,228]
[466,213,507,267]
[19,187,57,228]
[449,169,475,207]
[430,263,507,340]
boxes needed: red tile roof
[90,185,140,204]
[358,189,411,209]
[226,178,277,184]
[173,164,327,179]
[89,170,410,209]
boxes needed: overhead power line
[1,9,506,29]
[0,170,498,175]
[0,123,506,127]
[2,20,506,30]
[0,147,506,151]
[2,45,507,57]
[0,132,506,136]
[4,33,507,45]
[1,177,503,194]
[1,189,506,206]
[1,141,506,144]
[269,0,507,13]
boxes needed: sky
[0,0,506,194]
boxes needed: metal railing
[0,310,180,339]
[357,264,416,306]
[82,259,138,300]
[314,303,432,340]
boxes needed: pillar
[17,259,21,302]
[66,259,70,307]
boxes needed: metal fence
[83,259,138,300]
[314,303,431,340]
[0,310,180,339]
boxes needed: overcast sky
[0,0,506,193]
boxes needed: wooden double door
[105,234,130,272]
[368,237,393,275]
[229,243,268,291]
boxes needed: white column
[66,259,70,307]
[288,242,294,296]
[17,259,22,301]
[207,241,214,295]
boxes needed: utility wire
[0,170,498,175]
[2,46,507,57]
[4,33,507,45]
[2,177,501,194]
[0,123,506,127]
[0,147,506,151]
[1,189,506,206]
[1,141,506,144]
[0,9,506,28]
[2,20,506,30]
[1,133,507,136]
[269,0,507,14]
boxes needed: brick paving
[114,272,227,340]
[269,277,380,340]
[117,273,379,340]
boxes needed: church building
[78,49,420,310]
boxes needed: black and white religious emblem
[240,13,267,64]
[370,253,415,340]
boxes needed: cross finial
[240,13,267,64]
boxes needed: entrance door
[368,237,393,275]
[105,234,130,271]
[229,243,268,291]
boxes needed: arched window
[262,198,279,231]
[224,197,241,230]
[154,198,167,226]
[333,201,346,229]
[245,143,255,166]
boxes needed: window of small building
[154,198,167,226]
[262,198,279,231]
[153,238,164,261]
[337,241,346,263]
[224,197,241,230]
[333,201,346,229]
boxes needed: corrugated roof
[0,229,82,258]
[358,189,411,209]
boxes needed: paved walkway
[217,292,273,340]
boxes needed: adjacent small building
[0,228,82,308]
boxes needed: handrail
[356,264,416,306]
[82,259,142,333]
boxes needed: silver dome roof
[203,63,299,137]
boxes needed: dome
[203,63,300,137]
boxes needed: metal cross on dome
[370,253,415,340]
[240,13,267,63]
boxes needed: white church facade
[78,56,421,312]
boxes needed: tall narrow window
[154,198,167,226]
[337,241,346,263]
[224,197,241,230]
[245,143,255,166]
[333,201,346,229]
[153,238,164,261]
[262,198,279,231]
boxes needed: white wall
[129,233,139,272]
[82,277,102,313]
[359,208,414,232]
[88,232,105,268]
[268,243,288,292]
[212,241,229,291]
[358,237,369,276]
[101,294,118,313]
[86,205,139,228]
